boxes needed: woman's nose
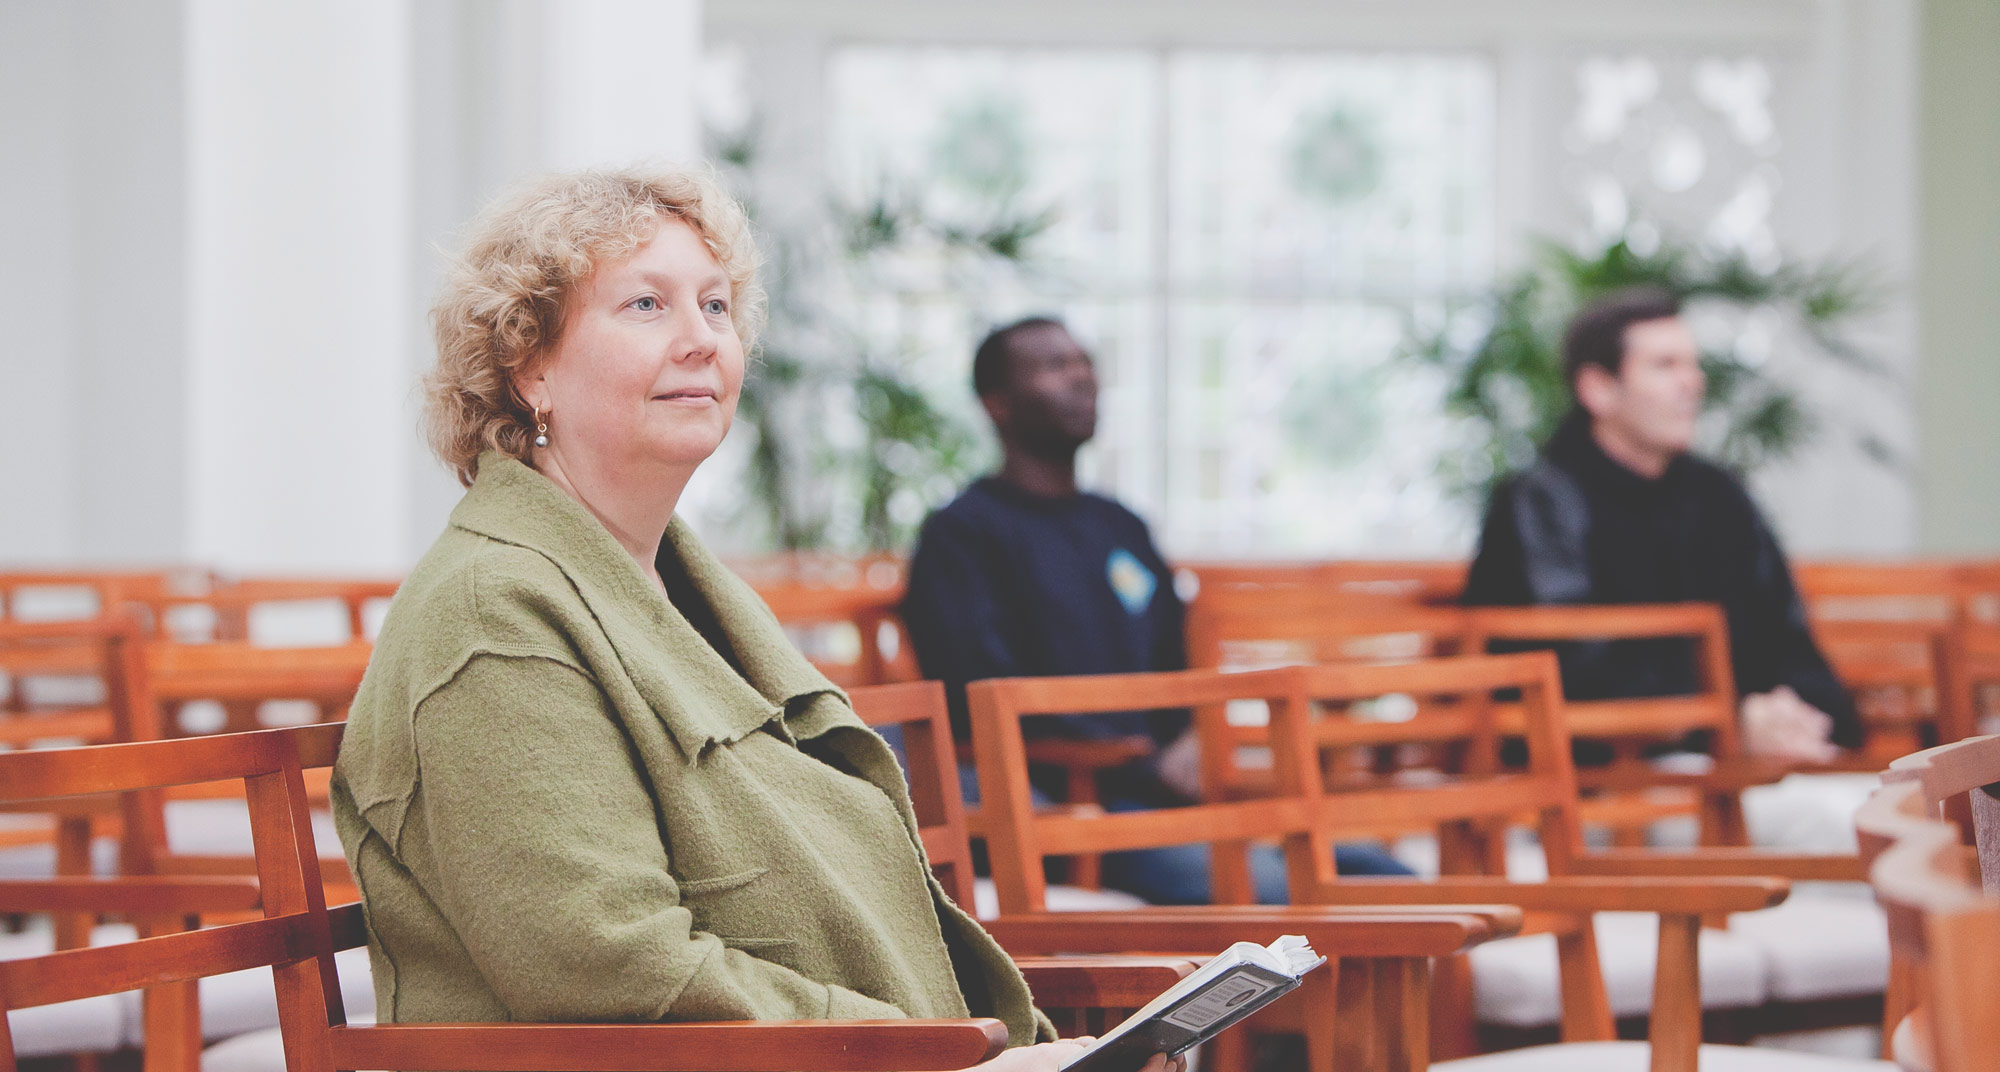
[674,304,721,361]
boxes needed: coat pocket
[678,867,793,952]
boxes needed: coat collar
[452,452,856,761]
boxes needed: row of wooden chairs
[1,675,1521,1072]
[12,652,1984,1071]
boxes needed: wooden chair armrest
[1011,956,1198,1009]
[1021,737,1158,770]
[1570,848,1868,883]
[325,1019,1008,1072]
[1298,876,1790,915]
[0,876,263,915]
[984,906,1519,959]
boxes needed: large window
[824,47,1497,556]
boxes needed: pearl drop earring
[533,407,549,448]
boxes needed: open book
[1058,935,1328,1072]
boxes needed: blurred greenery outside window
[699,46,1880,557]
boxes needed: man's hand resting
[1740,686,1841,764]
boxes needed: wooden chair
[0,722,1022,1072]
[1950,561,2000,738]
[754,583,916,688]
[1183,597,1478,802]
[847,681,1336,1039]
[1856,734,2000,1071]
[1268,652,1895,1070]
[126,578,398,646]
[968,664,1714,1072]
[1794,561,1975,760]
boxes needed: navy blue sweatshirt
[901,478,1189,751]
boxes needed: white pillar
[185,0,415,573]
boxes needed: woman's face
[521,219,745,478]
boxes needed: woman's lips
[654,389,719,403]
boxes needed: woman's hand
[973,1039,1186,1072]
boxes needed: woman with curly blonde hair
[332,166,1156,1071]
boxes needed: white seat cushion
[5,994,133,1058]
[1726,898,1889,1002]
[970,878,1147,920]
[1742,775,1880,854]
[1435,1041,1893,1071]
[1,921,140,1057]
[1470,912,1769,1027]
[165,798,342,859]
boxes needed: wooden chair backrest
[1857,735,2000,1072]
[1794,561,1974,755]
[0,571,192,623]
[1465,602,1740,745]
[1184,599,1479,799]
[138,638,376,738]
[131,578,399,646]
[0,723,1009,1072]
[965,666,1311,914]
[0,614,147,749]
[0,723,350,1072]
[1178,560,1466,607]
[846,682,978,907]
[1278,652,1585,885]
[756,583,917,688]
[1463,603,1752,845]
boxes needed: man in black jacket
[1463,287,1859,760]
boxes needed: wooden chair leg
[1205,1017,1256,1072]
[1375,958,1430,1072]
[1335,958,1380,1070]
[52,814,93,951]
[1881,952,1919,1060]
[1427,953,1479,1060]
[1555,922,1615,1042]
[1299,959,1340,1072]
[139,915,203,1072]
[1647,915,1702,1072]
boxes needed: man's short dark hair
[1562,287,1684,387]
[973,316,1067,397]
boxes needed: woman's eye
[630,296,659,312]
[704,298,728,316]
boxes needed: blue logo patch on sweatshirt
[1106,548,1157,615]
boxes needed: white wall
[1,0,705,573]
[185,0,415,573]
[0,1,82,562]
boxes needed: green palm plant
[1403,235,1894,504]
[713,128,1056,552]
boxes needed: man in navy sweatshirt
[902,316,1408,903]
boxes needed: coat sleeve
[397,652,912,1024]
[1732,508,1863,747]
[1463,472,1651,702]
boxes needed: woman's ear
[513,368,547,413]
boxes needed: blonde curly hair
[424,165,765,486]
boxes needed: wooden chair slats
[1,913,315,1009]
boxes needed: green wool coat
[331,452,1048,1046]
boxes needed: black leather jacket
[1463,414,1860,748]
